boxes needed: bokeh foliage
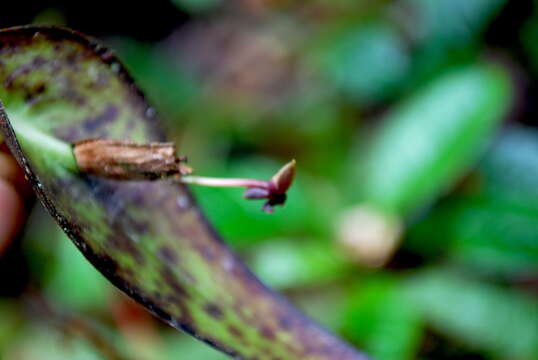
[1,0,537,359]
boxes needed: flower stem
[9,122,295,212]
[180,176,268,189]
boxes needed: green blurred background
[1,0,538,359]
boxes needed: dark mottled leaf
[0,26,368,360]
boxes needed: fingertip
[0,152,22,183]
[0,178,25,256]
[0,150,32,197]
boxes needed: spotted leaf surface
[0,26,368,360]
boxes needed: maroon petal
[243,187,270,199]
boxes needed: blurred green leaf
[342,277,422,360]
[403,0,507,45]
[522,10,538,75]
[358,63,512,216]
[249,239,351,290]
[319,21,410,103]
[171,0,221,13]
[408,127,538,276]
[22,205,112,310]
[45,231,112,311]
[22,205,61,284]
[479,126,538,206]
[5,324,105,360]
[404,269,538,359]
[398,0,508,101]
[113,39,200,122]
[164,333,229,360]
[408,196,538,276]
[0,300,22,352]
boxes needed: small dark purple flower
[180,159,296,213]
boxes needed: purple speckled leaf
[0,26,368,360]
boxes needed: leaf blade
[0,26,368,360]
